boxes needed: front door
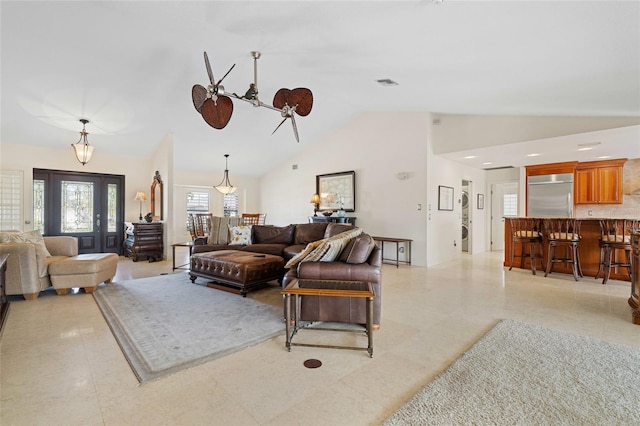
[34,169,124,254]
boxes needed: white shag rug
[93,273,284,383]
[383,319,639,425]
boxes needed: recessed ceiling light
[376,79,398,86]
[597,155,612,159]
[464,155,477,159]
[578,147,593,151]
[482,162,493,165]
[527,153,540,157]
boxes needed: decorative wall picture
[438,185,454,211]
[316,171,356,212]
[477,193,485,210]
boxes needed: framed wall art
[438,185,454,211]
[316,171,355,212]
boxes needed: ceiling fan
[192,51,313,142]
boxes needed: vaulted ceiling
[2,1,639,176]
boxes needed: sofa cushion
[0,230,51,257]
[339,233,376,264]
[229,225,252,245]
[240,244,288,257]
[293,223,328,245]
[252,225,295,244]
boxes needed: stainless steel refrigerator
[527,173,574,217]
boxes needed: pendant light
[214,154,237,194]
[71,119,94,165]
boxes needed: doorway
[34,169,125,254]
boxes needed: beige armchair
[0,236,78,299]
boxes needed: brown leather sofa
[192,222,382,327]
[192,222,354,260]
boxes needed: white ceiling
[2,1,639,176]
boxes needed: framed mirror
[150,171,163,221]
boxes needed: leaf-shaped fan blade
[290,113,300,143]
[201,96,233,129]
[217,63,236,86]
[192,85,208,113]
[289,88,313,116]
[204,51,214,85]
[272,88,291,110]
[271,116,288,136]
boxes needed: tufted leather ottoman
[49,253,119,295]
[189,250,285,296]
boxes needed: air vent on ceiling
[376,79,398,86]
[483,166,515,171]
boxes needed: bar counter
[504,217,637,282]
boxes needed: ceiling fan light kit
[192,51,313,142]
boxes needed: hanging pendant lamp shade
[214,154,237,194]
[71,119,94,165]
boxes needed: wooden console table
[0,254,9,337]
[372,236,412,267]
[283,279,374,357]
[309,216,356,226]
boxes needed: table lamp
[135,191,147,222]
[310,193,321,216]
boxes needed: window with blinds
[186,191,209,231]
[0,170,23,231]
[223,193,238,217]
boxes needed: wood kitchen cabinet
[575,159,626,204]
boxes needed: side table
[372,236,412,267]
[282,278,374,357]
[172,241,196,271]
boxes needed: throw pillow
[228,225,252,245]
[284,239,325,269]
[308,227,362,262]
[0,230,52,257]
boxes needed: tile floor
[1,251,638,425]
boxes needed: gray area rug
[383,319,639,425]
[93,273,284,383]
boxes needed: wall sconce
[134,191,147,222]
[71,119,94,165]
[310,193,321,216]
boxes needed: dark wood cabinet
[124,222,163,262]
[575,159,625,205]
[0,254,9,337]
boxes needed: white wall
[260,111,490,267]
[0,142,151,231]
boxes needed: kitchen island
[504,217,636,282]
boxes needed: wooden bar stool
[544,219,583,281]
[508,218,544,275]
[596,219,635,285]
